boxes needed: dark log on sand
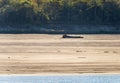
[62,34,84,38]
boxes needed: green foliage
[0,0,120,25]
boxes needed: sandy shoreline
[0,34,120,74]
[1,73,120,76]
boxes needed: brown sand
[0,34,120,75]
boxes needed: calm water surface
[0,75,120,83]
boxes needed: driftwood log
[62,34,84,38]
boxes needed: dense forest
[0,0,120,25]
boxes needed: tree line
[0,0,120,25]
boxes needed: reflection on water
[0,75,120,83]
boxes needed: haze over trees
[0,0,120,25]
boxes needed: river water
[0,75,120,83]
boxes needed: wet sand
[0,34,120,74]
